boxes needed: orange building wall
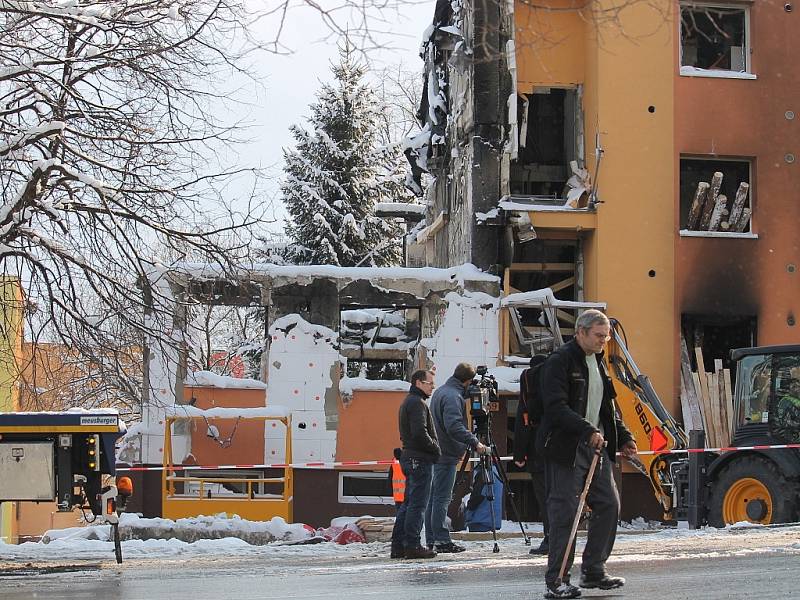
[516,0,586,90]
[517,0,677,414]
[184,386,268,466]
[675,2,800,345]
[335,390,404,469]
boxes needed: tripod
[456,420,531,553]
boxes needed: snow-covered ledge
[679,230,758,239]
[679,66,757,80]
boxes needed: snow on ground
[1,515,799,564]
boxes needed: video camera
[467,366,498,435]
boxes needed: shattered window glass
[681,5,748,71]
[736,354,771,424]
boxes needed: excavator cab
[730,345,800,445]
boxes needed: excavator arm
[607,319,689,518]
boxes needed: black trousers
[544,443,619,585]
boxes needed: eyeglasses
[420,380,435,386]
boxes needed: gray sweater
[429,376,480,464]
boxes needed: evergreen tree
[281,44,413,266]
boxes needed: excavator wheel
[707,455,799,527]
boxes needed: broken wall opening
[511,87,581,197]
[505,239,578,355]
[339,306,421,380]
[680,157,752,233]
[682,313,757,377]
[680,4,748,72]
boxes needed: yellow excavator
[606,319,800,526]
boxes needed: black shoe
[544,582,581,599]
[435,542,466,553]
[579,572,625,589]
[529,539,549,555]
[390,545,404,559]
[405,545,436,559]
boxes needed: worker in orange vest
[389,447,406,506]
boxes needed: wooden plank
[699,171,723,230]
[691,371,708,441]
[508,262,575,272]
[694,347,710,406]
[686,181,710,230]
[723,368,735,437]
[707,371,721,448]
[714,359,729,445]
[549,276,576,294]
[680,335,704,432]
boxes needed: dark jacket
[429,376,480,464]
[399,385,440,461]
[537,339,633,466]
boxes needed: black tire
[707,455,799,527]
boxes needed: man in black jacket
[390,369,440,559]
[539,309,637,599]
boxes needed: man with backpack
[513,354,549,555]
[538,309,638,599]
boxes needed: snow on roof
[164,405,290,419]
[374,202,426,215]
[501,288,606,310]
[6,407,120,416]
[498,199,592,213]
[168,262,498,285]
[339,377,409,396]
[186,370,268,389]
[269,314,337,339]
[444,290,500,309]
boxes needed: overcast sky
[226,1,434,236]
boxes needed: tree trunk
[729,182,750,230]
[708,195,728,231]
[735,207,752,233]
[687,181,709,230]
[699,172,723,230]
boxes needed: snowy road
[1,524,799,599]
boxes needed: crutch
[556,446,603,587]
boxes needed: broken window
[511,88,582,198]
[340,307,420,380]
[680,157,752,233]
[680,4,749,72]
[505,240,579,355]
[683,314,756,375]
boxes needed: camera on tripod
[467,366,498,435]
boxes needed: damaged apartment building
[404,0,800,428]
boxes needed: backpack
[519,354,548,429]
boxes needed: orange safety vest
[391,460,406,503]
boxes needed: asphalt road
[0,547,797,600]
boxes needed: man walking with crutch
[538,309,638,599]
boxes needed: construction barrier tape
[115,443,800,473]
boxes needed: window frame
[337,471,394,505]
[678,155,756,238]
[679,2,754,79]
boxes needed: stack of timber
[355,517,395,542]
[679,336,734,448]
[685,172,751,232]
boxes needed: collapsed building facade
[128,0,800,524]
[406,0,800,438]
